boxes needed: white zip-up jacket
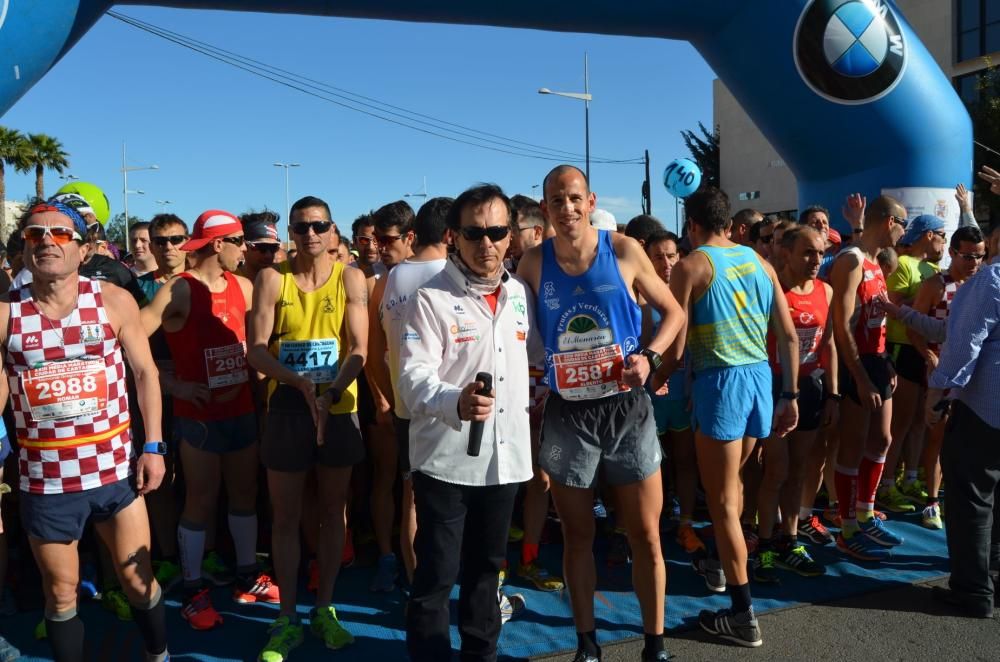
[398,259,544,487]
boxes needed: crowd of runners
[0,163,998,662]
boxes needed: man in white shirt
[366,196,453,588]
[398,184,543,662]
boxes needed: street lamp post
[121,142,158,252]
[404,176,428,201]
[273,162,300,241]
[539,52,592,185]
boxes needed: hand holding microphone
[461,372,493,456]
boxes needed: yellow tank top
[267,260,357,414]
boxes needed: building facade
[715,0,999,219]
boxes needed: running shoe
[310,605,353,649]
[593,498,608,519]
[370,553,398,593]
[202,551,236,586]
[922,504,943,530]
[676,523,707,555]
[836,533,891,562]
[693,556,726,593]
[0,635,19,662]
[607,530,632,566]
[876,485,915,513]
[751,550,780,584]
[822,505,840,528]
[698,607,762,648]
[859,516,904,547]
[798,514,835,546]
[153,560,182,594]
[516,562,565,592]
[641,648,670,661]
[307,559,319,593]
[776,545,826,577]
[342,530,355,568]
[101,588,133,621]
[34,619,46,640]
[899,479,929,504]
[507,525,525,543]
[234,573,281,604]
[572,651,600,662]
[181,588,224,630]
[258,616,303,662]
[499,592,526,624]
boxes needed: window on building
[958,0,1000,62]
[956,71,984,106]
[738,191,760,201]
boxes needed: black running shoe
[698,607,763,647]
[692,556,726,593]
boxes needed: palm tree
[0,126,30,234]
[25,133,69,199]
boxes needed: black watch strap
[640,348,662,372]
[780,391,800,401]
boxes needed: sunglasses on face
[291,221,332,235]
[220,236,245,247]
[248,242,280,254]
[375,233,404,245]
[151,235,188,247]
[23,225,79,246]
[459,226,511,242]
[957,252,985,261]
[933,231,947,239]
[355,235,377,246]
[889,216,907,228]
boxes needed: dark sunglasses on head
[249,242,280,254]
[151,235,188,247]
[291,221,332,235]
[22,225,79,246]
[459,226,510,242]
[220,236,245,247]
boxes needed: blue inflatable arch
[0,0,972,224]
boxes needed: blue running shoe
[593,498,608,519]
[836,533,891,561]
[859,516,904,547]
[370,553,398,593]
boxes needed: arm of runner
[139,276,175,337]
[515,244,543,298]
[655,255,695,392]
[319,265,369,421]
[765,260,799,437]
[364,275,395,423]
[820,282,840,427]
[907,275,943,367]
[830,252,881,410]
[105,284,165,495]
[246,267,318,422]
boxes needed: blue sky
[2,7,715,239]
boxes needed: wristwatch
[779,391,800,401]
[143,441,168,455]
[639,348,663,372]
[825,392,844,402]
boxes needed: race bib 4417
[279,339,339,384]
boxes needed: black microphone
[467,372,493,457]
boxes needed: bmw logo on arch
[794,0,906,104]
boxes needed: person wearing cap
[248,195,368,660]
[874,212,947,514]
[239,210,282,284]
[141,210,274,631]
[0,200,169,662]
[829,194,908,562]
[590,208,618,233]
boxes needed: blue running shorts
[691,361,772,441]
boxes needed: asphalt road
[531,577,999,662]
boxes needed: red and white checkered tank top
[5,277,132,495]
[928,273,958,355]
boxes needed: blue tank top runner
[536,231,642,401]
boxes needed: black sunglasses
[291,221,332,235]
[460,226,510,242]
[956,252,985,261]
[152,235,187,247]
[220,236,245,247]
[249,242,280,254]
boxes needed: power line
[108,11,645,165]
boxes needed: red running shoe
[233,573,280,604]
[181,588,223,630]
